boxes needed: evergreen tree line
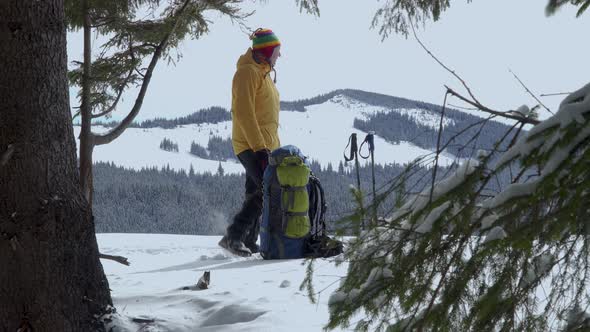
[190,141,209,159]
[354,109,516,157]
[92,160,438,235]
[189,136,235,161]
[85,106,231,128]
[159,137,179,152]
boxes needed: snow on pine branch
[497,82,590,168]
[483,82,590,209]
[390,158,481,228]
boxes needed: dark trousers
[227,150,263,245]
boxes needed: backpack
[260,145,343,259]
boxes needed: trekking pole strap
[359,132,375,159]
[343,133,358,162]
[317,178,327,235]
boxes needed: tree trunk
[0,1,112,331]
[80,140,95,208]
[79,0,94,208]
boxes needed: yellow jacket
[231,48,280,155]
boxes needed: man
[219,28,282,256]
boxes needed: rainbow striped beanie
[250,28,280,59]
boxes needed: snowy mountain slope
[74,93,457,174]
[327,94,455,129]
[74,123,243,175]
[99,234,350,331]
[279,95,456,169]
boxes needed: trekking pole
[360,132,376,227]
[344,133,364,230]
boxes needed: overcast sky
[66,0,590,122]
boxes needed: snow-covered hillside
[74,94,457,174]
[99,233,349,331]
[75,122,243,175]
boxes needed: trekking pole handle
[367,131,375,152]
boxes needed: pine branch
[91,69,133,119]
[91,39,137,120]
[94,0,192,146]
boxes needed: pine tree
[66,0,289,208]
[300,3,590,331]
[160,137,179,152]
[307,84,590,331]
[0,1,111,329]
[190,140,208,158]
[217,161,225,176]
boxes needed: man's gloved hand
[255,149,270,173]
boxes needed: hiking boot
[245,242,259,254]
[218,235,252,257]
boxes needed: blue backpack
[260,145,343,259]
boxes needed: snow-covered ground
[99,234,350,332]
[75,94,457,174]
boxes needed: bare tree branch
[72,109,81,121]
[410,23,539,126]
[509,69,554,115]
[446,86,540,125]
[134,67,146,79]
[411,22,481,105]
[540,91,573,97]
[429,91,449,203]
[448,103,478,111]
[99,252,130,266]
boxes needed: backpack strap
[308,175,327,238]
[285,211,308,217]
